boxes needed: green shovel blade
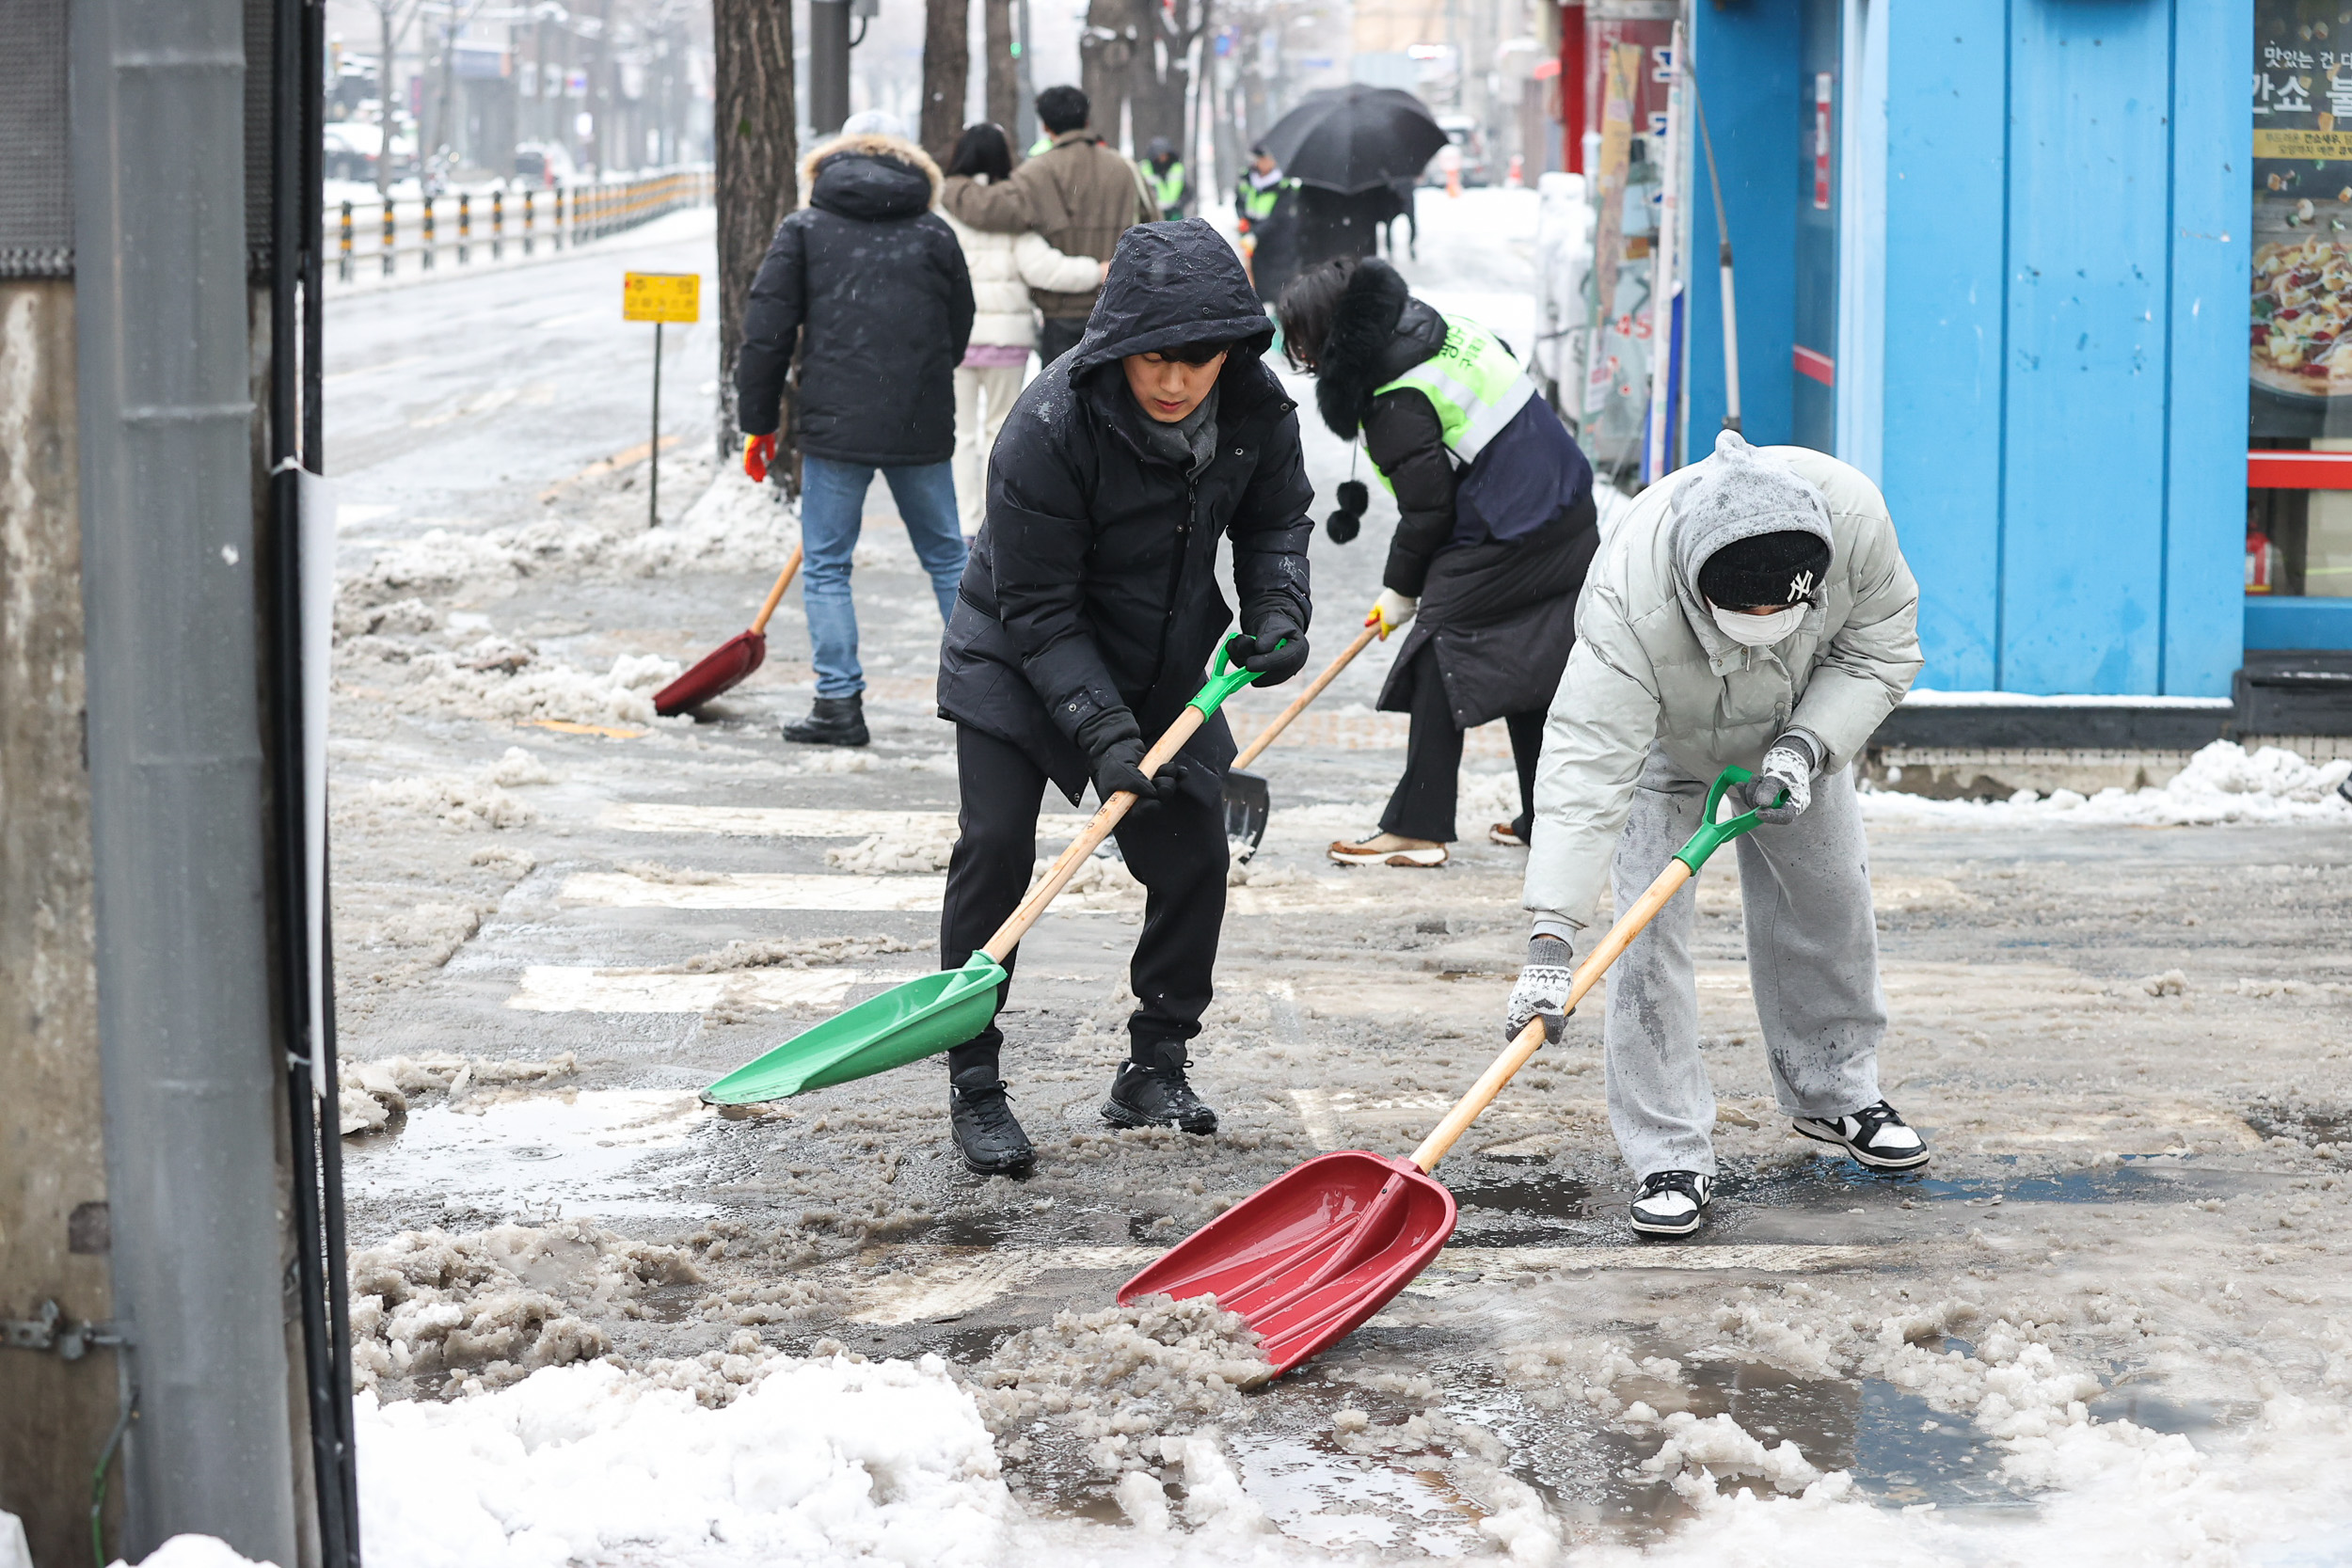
[702,952,1009,1104]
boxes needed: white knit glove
[1364,589,1419,641]
[1737,733,1819,825]
[1504,935,1575,1043]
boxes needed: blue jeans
[798,456,968,700]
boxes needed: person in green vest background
[1236,143,1302,304]
[1275,254,1599,868]
[1144,136,1192,220]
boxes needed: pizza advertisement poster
[2251,2,2352,429]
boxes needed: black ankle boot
[784,694,867,747]
[949,1068,1033,1175]
[1102,1043,1218,1134]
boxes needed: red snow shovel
[1120,765,1773,1373]
[652,546,803,716]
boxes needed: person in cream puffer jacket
[941,122,1105,535]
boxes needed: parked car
[513,141,578,187]
[1422,114,1490,188]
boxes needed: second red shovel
[653,546,803,716]
[1120,765,1772,1373]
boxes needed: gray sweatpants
[1603,746,1886,1180]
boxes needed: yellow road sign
[623,271,700,324]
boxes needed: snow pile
[106,1538,278,1568]
[397,647,683,728]
[612,469,800,577]
[1636,1411,1822,1496]
[339,1051,578,1134]
[970,1295,1272,1443]
[335,748,552,832]
[346,1222,699,1396]
[1036,851,1144,908]
[673,933,924,974]
[782,748,961,777]
[356,1352,1009,1568]
[827,825,961,874]
[1865,740,2352,826]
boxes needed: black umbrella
[1260,86,1450,196]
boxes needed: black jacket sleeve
[1230,404,1316,635]
[734,216,807,438]
[988,425,1130,747]
[1363,386,1457,597]
[933,219,977,361]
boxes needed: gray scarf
[1137,385,1220,479]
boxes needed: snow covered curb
[1863,740,2352,827]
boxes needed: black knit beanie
[1696,530,1834,611]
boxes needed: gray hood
[1668,430,1834,657]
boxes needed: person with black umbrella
[1276,255,1597,868]
[931,218,1315,1175]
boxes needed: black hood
[1068,219,1276,380]
[809,150,935,222]
[1312,256,1438,440]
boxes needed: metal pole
[810,0,850,136]
[1689,73,1741,433]
[649,320,662,527]
[70,0,303,1558]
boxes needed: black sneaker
[1792,1100,1931,1171]
[1629,1170,1713,1238]
[1102,1060,1218,1135]
[948,1071,1033,1175]
[784,695,868,747]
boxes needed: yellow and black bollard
[457,193,470,264]
[491,191,503,261]
[339,200,353,283]
[380,199,395,277]
[421,195,436,270]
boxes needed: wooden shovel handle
[748,545,805,636]
[1408,858,1694,1172]
[979,705,1208,963]
[1232,624,1380,769]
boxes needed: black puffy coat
[735,134,976,467]
[1315,258,1597,730]
[937,219,1315,801]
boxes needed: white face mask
[1709,601,1806,646]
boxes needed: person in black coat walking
[736,121,977,747]
[1277,256,1597,868]
[932,218,1315,1174]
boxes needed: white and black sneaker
[1629,1170,1713,1238]
[1792,1100,1931,1171]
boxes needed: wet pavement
[319,196,2352,1556]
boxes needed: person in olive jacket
[1278,255,1597,868]
[932,218,1314,1175]
[736,117,976,748]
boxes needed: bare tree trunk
[983,0,1019,134]
[376,3,399,198]
[587,0,614,173]
[920,0,970,162]
[714,0,800,484]
[1081,0,1131,143]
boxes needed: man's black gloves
[1226,612,1311,688]
[1075,707,1183,806]
[1326,480,1369,544]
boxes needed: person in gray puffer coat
[1504,430,1928,1240]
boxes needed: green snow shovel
[702,649,1273,1104]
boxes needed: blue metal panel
[1793,0,1841,452]
[1686,0,1803,450]
[1999,0,2175,694]
[1882,2,2008,689]
[2162,0,2253,694]
[2246,597,2352,649]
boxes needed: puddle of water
[1447,1167,1606,1247]
[1236,1436,1487,1554]
[344,1088,716,1222]
[1715,1155,2261,1213]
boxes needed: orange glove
[743,431,778,483]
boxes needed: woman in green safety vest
[1144,136,1192,220]
[1276,254,1599,868]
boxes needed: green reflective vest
[1237,174,1293,222]
[1368,314,1538,491]
[1149,159,1186,215]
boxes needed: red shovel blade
[1118,1150,1456,1374]
[653,629,766,716]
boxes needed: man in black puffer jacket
[1278,255,1597,866]
[931,218,1314,1175]
[736,122,977,747]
